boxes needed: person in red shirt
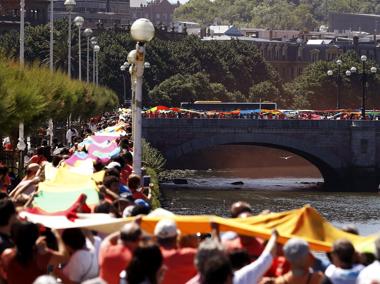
[128,174,151,202]
[1,222,67,284]
[99,222,142,284]
[0,166,10,193]
[119,152,133,185]
[154,219,197,284]
[29,147,47,166]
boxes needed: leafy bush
[142,139,166,173]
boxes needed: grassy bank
[147,167,161,209]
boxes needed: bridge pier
[323,168,379,192]
[345,167,379,192]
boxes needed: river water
[159,146,380,236]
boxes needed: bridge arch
[165,133,347,189]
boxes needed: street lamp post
[346,56,377,119]
[18,0,26,173]
[49,0,54,71]
[64,0,76,78]
[74,16,84,80]
[361,55,367,119]
[327,59,343,109]
[120,64,127,105]
[83,28,93,83]
[129,18,155,177]
[93,45,100,86]
[20,0,25,66]
[90,37,97,84]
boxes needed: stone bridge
[142,119,380,191]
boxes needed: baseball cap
[154,219,178,239]
[134,199,150,209]
[283,238,309,262]
[105,162,121,169]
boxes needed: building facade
[1,0,179,31]
[0,0,49,31]
[130,0,179,27]
[329,12,380,34]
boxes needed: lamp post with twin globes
[345,56,377,119]
[327,59,343,109]
[128,18,155,177]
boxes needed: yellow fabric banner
[21,205,379,252]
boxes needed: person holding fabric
[99,222,142,284]
[122,240,166,284]
[322,239,364,284]
[187,230,278,284]
[154,219,197,284]
[9,163,40,199]
[263,238,323,284]
[29,147,47,166]
[1,222,67,284]
[54,228,98,284]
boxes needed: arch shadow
[165,133,347,190]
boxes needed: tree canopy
[0,55,118,137]
[174,0,380,31]
[284,51,380,109]
[0,22,283,107]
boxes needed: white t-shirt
[233,250,273,284]
[357,260,380,284]
[86,236,102,263]
[63,249,99,282]
[324,264,364,284]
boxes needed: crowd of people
[0,198,379,284]
[0,111,379,284]
[143,110,380,120]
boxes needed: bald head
[120,222,142,243]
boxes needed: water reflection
[160,171,380,236]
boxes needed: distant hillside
[174,0,380,31]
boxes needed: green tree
[249,81,280,102]
[147,72,231,106]
[285,51,380,109]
